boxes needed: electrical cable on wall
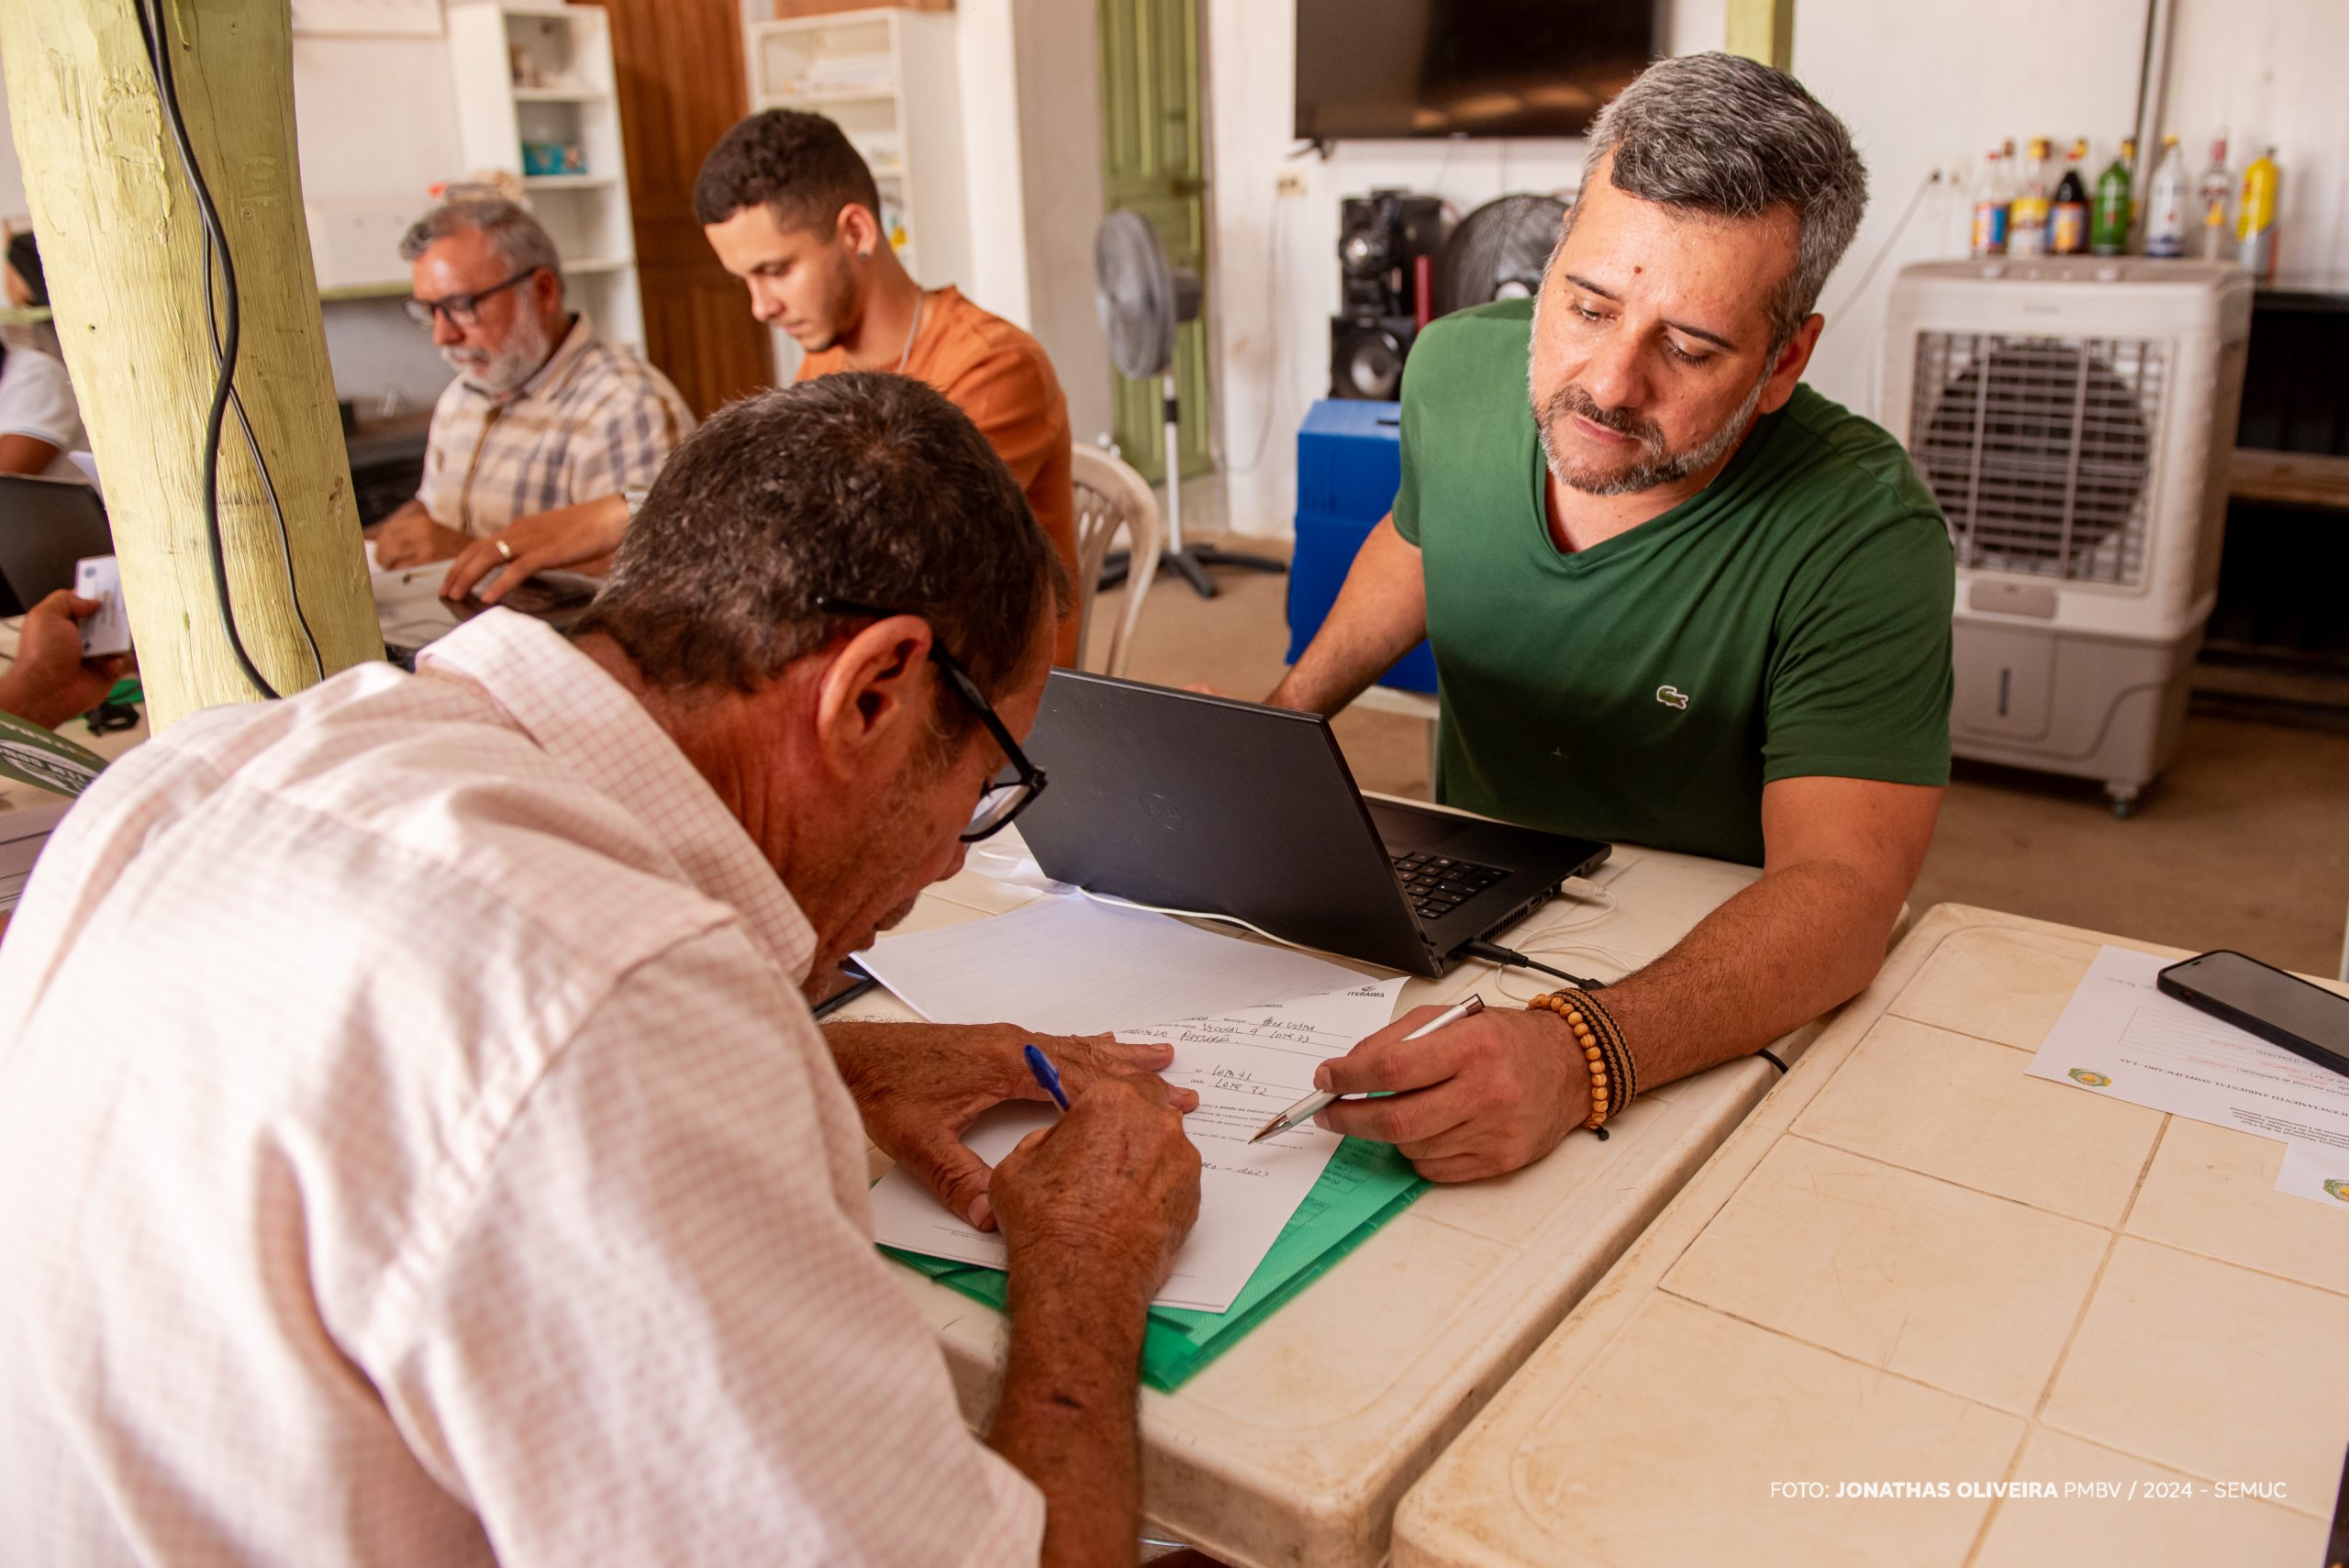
[1821,168,1942,321]
[136,0,328,700]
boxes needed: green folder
[885,1137,1429,1391]
[0,709,107,797]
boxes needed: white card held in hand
[73,556,130,658]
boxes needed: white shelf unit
[740,6,970,314]
[447,1,645,352]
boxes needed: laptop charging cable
[1460,939,1608,992]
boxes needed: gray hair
[1570,51,1866,348]
[398,199,564,293]
[573,373,1071,704]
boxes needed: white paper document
[2030,946,2349,1212]
[867,976,1407,1311]
[855,893,1370,1038]
[2275,1140,2349,1208]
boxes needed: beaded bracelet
[1526,989,1637,1133]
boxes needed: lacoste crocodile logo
[1655,685,1690,710]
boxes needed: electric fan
[1436,194,1569,316]
[1095,209,1284,599]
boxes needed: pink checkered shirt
[0,612,1043,1565]
[417,314,694,538]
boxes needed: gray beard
[442,311,554,396]
[1528,299,1771,497]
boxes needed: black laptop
[0,474,112,617]
[1013,671,1610,977]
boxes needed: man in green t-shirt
[1270,53,1954,1183]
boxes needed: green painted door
[1098,0,1212,484]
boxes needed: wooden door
[1098,0,1211,483]
[572,0,770,418]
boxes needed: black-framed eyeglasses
[405,267,541,328]
[818,596,1047,842]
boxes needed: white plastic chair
[1070,443,1162,677]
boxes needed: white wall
[2160,0,2349,279]
[1208,0,2349,538]
[1203,0,1722,535]
[1792,0,2146,425]
[952,0,1114,450]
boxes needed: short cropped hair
[398,199,565,293]
[1569,51,1867,348]
[573,373,1068,708]
[692,109,884,236]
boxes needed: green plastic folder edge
[883,1137,1430,1392]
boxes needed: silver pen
[1248,994,1486,1144]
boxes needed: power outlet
[1276,171,1308,197]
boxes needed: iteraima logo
[1655,684,1690,711]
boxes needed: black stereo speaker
[1330,314,1417,402]
[1338,189,1443,317]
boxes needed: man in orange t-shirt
[444,111,1081,666]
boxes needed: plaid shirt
[417,314,694,538]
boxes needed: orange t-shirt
[796,286,1079,665]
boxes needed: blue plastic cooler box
[1286,399,1438,694]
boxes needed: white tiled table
[1393,902,2349,1568]
[840,819,1833,1568]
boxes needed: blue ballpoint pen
[1023,1043,1072,1113]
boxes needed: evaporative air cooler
[1882,258,2253,815]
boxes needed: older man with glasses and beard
[1266,52,1955,1184]
[372,200,693,569]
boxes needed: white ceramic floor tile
[2124,1118,2349,1298]
[1887,922,2104,1050]
[1660,1136,2109,1413]
[1970,1427,2323,1568]
[1495,1294,2021,1568]
[2041,1237,2349,1517]
[1793,1016,2164,1226]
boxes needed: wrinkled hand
[372,508,470,570]
[0,591,127,730]
[440,495,628,604]
[824,1021,1199,1231]
[992,1073,1202,1296]
[1310,1003,1588,1182]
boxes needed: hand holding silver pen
[1250,994,1486,1143]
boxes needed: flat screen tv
[1296,0,1660,142]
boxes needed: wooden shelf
[2231,448,2349,510]
[520,173,618,190]
[317,280,413,303]
[511,86,606,103]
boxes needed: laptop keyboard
[1390,851,1507,923]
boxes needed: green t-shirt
[1392,301,1954,867]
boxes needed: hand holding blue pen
[1023,1042,1072,1112]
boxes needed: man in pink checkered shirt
[0,374,1199,1565]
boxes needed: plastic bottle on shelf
[2050,139,2090,255]
[1969,143,2011,257]
[2008,137,2053,257]
[2196,130,2235,260]
[2091,138,2135,255]
[2144,135,2189,258]
[2235,146,2280,282]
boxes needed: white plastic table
[842,817,1832,1567]
[1392,903,2349,1568]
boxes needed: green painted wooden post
[0,0,381,729]
[1725,0,1797,71]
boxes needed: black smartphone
[810,957,879,1020]
[2156,950,2349,1084]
